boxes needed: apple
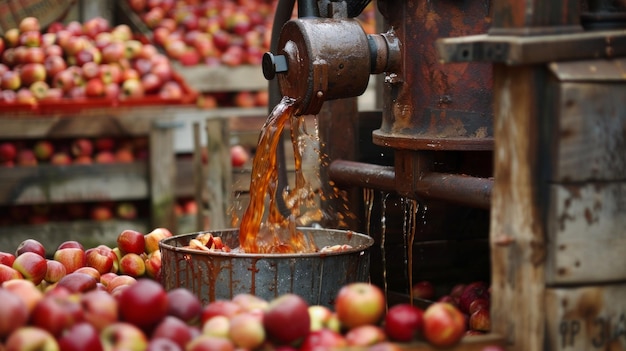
[53,247,86,273]
[80,289,118,331]
[120,78,145,99]
[151,316,196,349]
[0,286,29,338]
[344,324,387,347]
[186,335,235,351]
[52,69,75,92]
[384,303,424,342]
[15,238,46,257]
[16,148,38,166]
[0,141,17,162]
[44,259,67,284]
[4,326,60,351]
[33,140,54,161]
[118,278,169,332]
[117,229,146,255]
[22,46,46,64]
[44,55,67,78]
[90,204,113,220]
[469,308,490,332]
[334,282,385,329]
[144,227,173,254]
[0,263,21,283]
[85,77,105,97]
[74,266,101,281]
[85,246,116,274]
[0,251,16,266]
[232,293,268,313]
[55,272,98,293]
[19,31,43,48]
[228,312,266,350]
[12,251,47,285]
[300,329,347,351]
[116,202,138,219]
[307,305,340,332]
[57,322,104,351]
[105,274,136,294]
[412,280,436,300]
[119,253,146,277]
[459,281,490,314]
[1,279,44,313]
[146,337,184,351]
[94,137,116,151]
[422,302,467,348]
[469,298,490,315]
[30,291,83,337]
[50,151,72,165]
[100,322,148,350]
[167,287,202,325]
[20,62,46,86]
[201,315,230,338]
[263,293,310,346]
[202,300,243,324]
[19,16,41,32]
[71,138,93,157]
[144,250,162,279]
[0,70,21,90]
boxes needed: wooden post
[204,118,231,229]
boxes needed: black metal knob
[262,52,288,80]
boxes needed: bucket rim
[158,227,374,258]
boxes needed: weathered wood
[192,122,206,232]
[546,182,626,284]
[149,117,177,232]
[552,81,626,182]
[0,163,148,205]
[173,63,267,93]
[205,118,231,229]
[545,283,626,350]
[490,65,551,351]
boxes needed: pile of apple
[0,136,148,167]
[0,201,142,226]
[127,0,275,66]
[0,16,189,106]
[412,279,492,335]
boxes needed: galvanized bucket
[159,228,374,307]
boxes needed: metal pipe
[328,160,493,210]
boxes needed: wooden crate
[0,105,187,251]
[490,60,626,351]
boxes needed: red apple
[384,303,424,342]
[100,322,148,350]
[202,300,243,324]
[167,287,202,325]
[117,229,146,255]
[308,305,340,332]
[19,31,43,48]
[469,308,490,332]
[469,298,490,315]
[52,69,75,92]
[44,55,67,78]
[119,253,146,277]
[1,279,43,313]
[159,81,183,100]
[20,62,46,86]
[19,17,41,32]
[90,204,113,221]
[344,324,387,347]
[57,322,104,351]
[15,238,46,257]
[334,282,385,329]
[0,70,21,90]
[121,78,145,99]
[147,337,185,351]
[16,148,38,166]
[0,251,16,266]
[118,278,168,333]
[85,77,105,97]
[4,326,59,350]
[30,291,83,337]
[230,145,249,167]
[300,329,347,351]
[412,280,436,300]
[22,46,45,64]
[263,293,310,346]
[53,247,86,273]
[186,335,235,351]
[80,289,119,331]
[0,286,29,338]
[459,281,490,314]
[144,250,162,279]
[71,138,93,157]
[201,315,230,339]
[228,312,266,350]
[74,266,101,281]
[44,259,66,284]
[105,274,137,293]
[12,251,47,285]
[85,246,116,274]
[50,151,72,165]
[422,302,467,348]
[55,272,98,293]
[0,142,17,162]
[151,316,196,349]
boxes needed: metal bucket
[159,228,374,307]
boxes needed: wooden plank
[205,118,231,229]
[545,284,626,351]
[173,63,268,93]
[554,82,626,182]
[0,163,148,205]
[546,182,626,284]
[149,118,177,232]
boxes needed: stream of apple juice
[237,96,318,254]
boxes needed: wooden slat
[0,163,148,205]
[204,118,231,229]
[546,182,626,284]
[545,284,626,350]
[149,117,177,231]
[173,63,268,93]
[553,82,626,182]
